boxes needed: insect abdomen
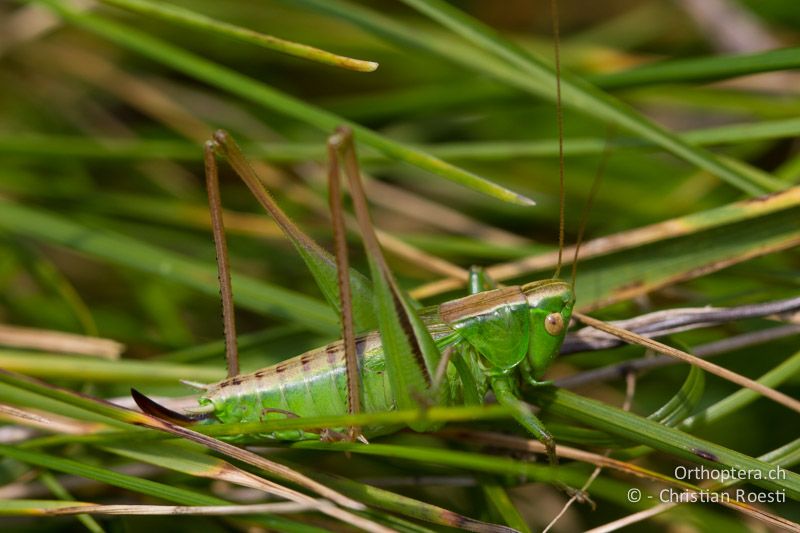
[201,332,398,438]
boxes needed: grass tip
[359,61,380,72]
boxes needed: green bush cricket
[133,127,575,464]
[131,0,579,467]
[2,1,800,530]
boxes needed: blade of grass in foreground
[290,436,796,529]
[0,446,316,532]
[96,0,379,72]
[680,349,800,432]
[291,438,756,521]
[108,442,515,533]
[100,441,387,532]
[293,461,521,533]
[532,388,800,499]
[36,0,535,207]
[20,405,514,450]
[1,500,314,517]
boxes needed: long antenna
[550,0,566,279]
[204,141,240,378]
[570,127,615,290]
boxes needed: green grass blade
[481,483,531,533]
[0,350,222,383]
[294,463,519,533]
[533,388,800,499]
[647,365,704,427]
[367,264,443,414]
[0,444,221,505]
[0,500,94,516]
[0,446,309,531]
[0,382,132,430]
[22,405,514,449]
[290,440,574,488]
[96,0,379,72]
[546,365,707,449]
[0,369,159,430]
[681,349,800,431]
[103,441,308,503]
[594,46,800,89]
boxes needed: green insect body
[187,279,574,441]
[132,130,575,462]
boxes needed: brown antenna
[571,127,616,290]
[550,0,566,279]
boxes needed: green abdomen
[201,332,402,438]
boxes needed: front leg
[490,375,557,465]
[519,358,555,388]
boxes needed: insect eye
[544,312,564,336]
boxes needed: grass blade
[96,0,379,72]
[594,46,800,89]
[533,388,800,499]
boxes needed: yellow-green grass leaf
[96,0,379,72]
